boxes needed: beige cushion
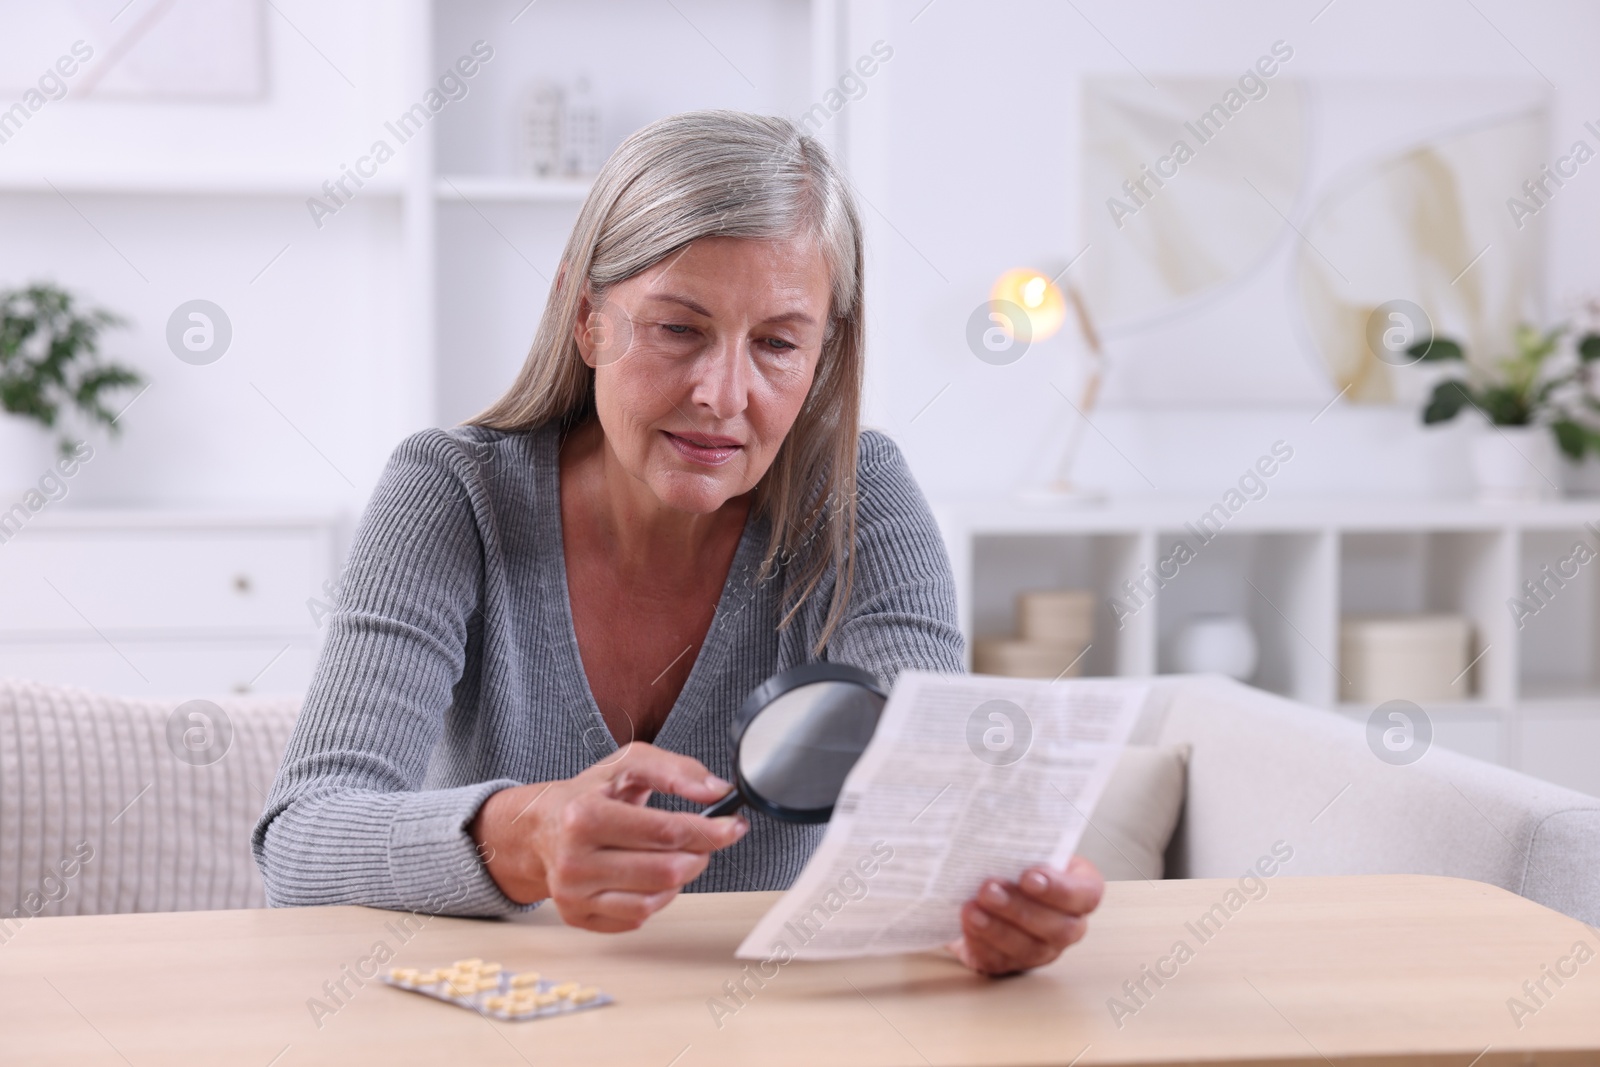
[1076,744,1190,881]
[0,678,300,918]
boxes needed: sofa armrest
[1144,676,1600,927]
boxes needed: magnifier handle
[701,789,744,818]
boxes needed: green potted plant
[1410,322,1600,501]
[0,283,142,492]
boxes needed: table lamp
[989,266,1107,502]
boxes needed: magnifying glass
[701,663,887,823]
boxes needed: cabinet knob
[232,574,252,594]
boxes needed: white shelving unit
[0,0,838,698]
[936,496,1600,797]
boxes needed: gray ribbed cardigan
[252,422,964,916]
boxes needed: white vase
[1169,614,1259,681]
[1470,425,1561,503]
[0,411,56,501]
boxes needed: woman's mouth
[663,430,743,467]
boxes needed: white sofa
[2,675,1596,925]
[1137,676,1600,926]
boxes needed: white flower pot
[0,411,56,501]
[1469,425,1562,503]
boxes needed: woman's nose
[690,335,751,419]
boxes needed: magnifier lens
[738,680,882,816]
[702,663,886,823]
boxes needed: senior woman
[253,110,1102,977]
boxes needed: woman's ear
[572,285,599,368]
[574,291,635,369]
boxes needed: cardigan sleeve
[821,429,967,684]
[251,428,530,916]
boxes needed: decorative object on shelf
[1168,614,1258,681]
[517,81,564,177]
[1018,589,1095,646]
[1412,322,1600,502]
[0,283,141,493]
[1468,426,1562,504]
[516,77,605,179]
[0,407,53,498]
[973,588,1094,678]
[1339,614,1472,704]
[562,77,605,177]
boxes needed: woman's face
[575,234,833,514]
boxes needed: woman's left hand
[947,855,1105,976]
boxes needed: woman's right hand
[468,742,749,932]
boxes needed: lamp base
[1016,482,1108,507]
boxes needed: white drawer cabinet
[0,531,322,636]
[0,511,344,698]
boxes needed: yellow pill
[478,962,502,976]
[571,986,599,1004]
[475,977,500,992]
[551,981,579,997]
[508,972,541,988]
[453,958,483,970]
[534,992,561,1008]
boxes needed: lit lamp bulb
[990,268,1066,341]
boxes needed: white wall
[841,0,1600,501]
[0,0,426,509]
[4,0,1597,511]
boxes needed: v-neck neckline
[543,423,762,756]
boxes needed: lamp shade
[989,268,1067,341]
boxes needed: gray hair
[468,109,866,651]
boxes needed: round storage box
[973,638,1087,679]
[1338,614,1472,703]
[1016,589,1095,647]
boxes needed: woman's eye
[661,323,693,335]
[762,337,798,352]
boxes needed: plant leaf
[1580,332,1600,363]
[1423,379,1474,424]
[1553,419,1587,460]
[0,281,136,434]
[1409,337,1464,362]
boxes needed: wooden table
[3,875,1597,1066]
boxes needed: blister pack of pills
[384,958,613,1021]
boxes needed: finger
[568,887,681,932]
[568,796,748,853]
[976,879,1089,948]
[556,842,713,894]
[958,903,1044,976]
[1016,860,1104,917]
[604,743,732,805]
